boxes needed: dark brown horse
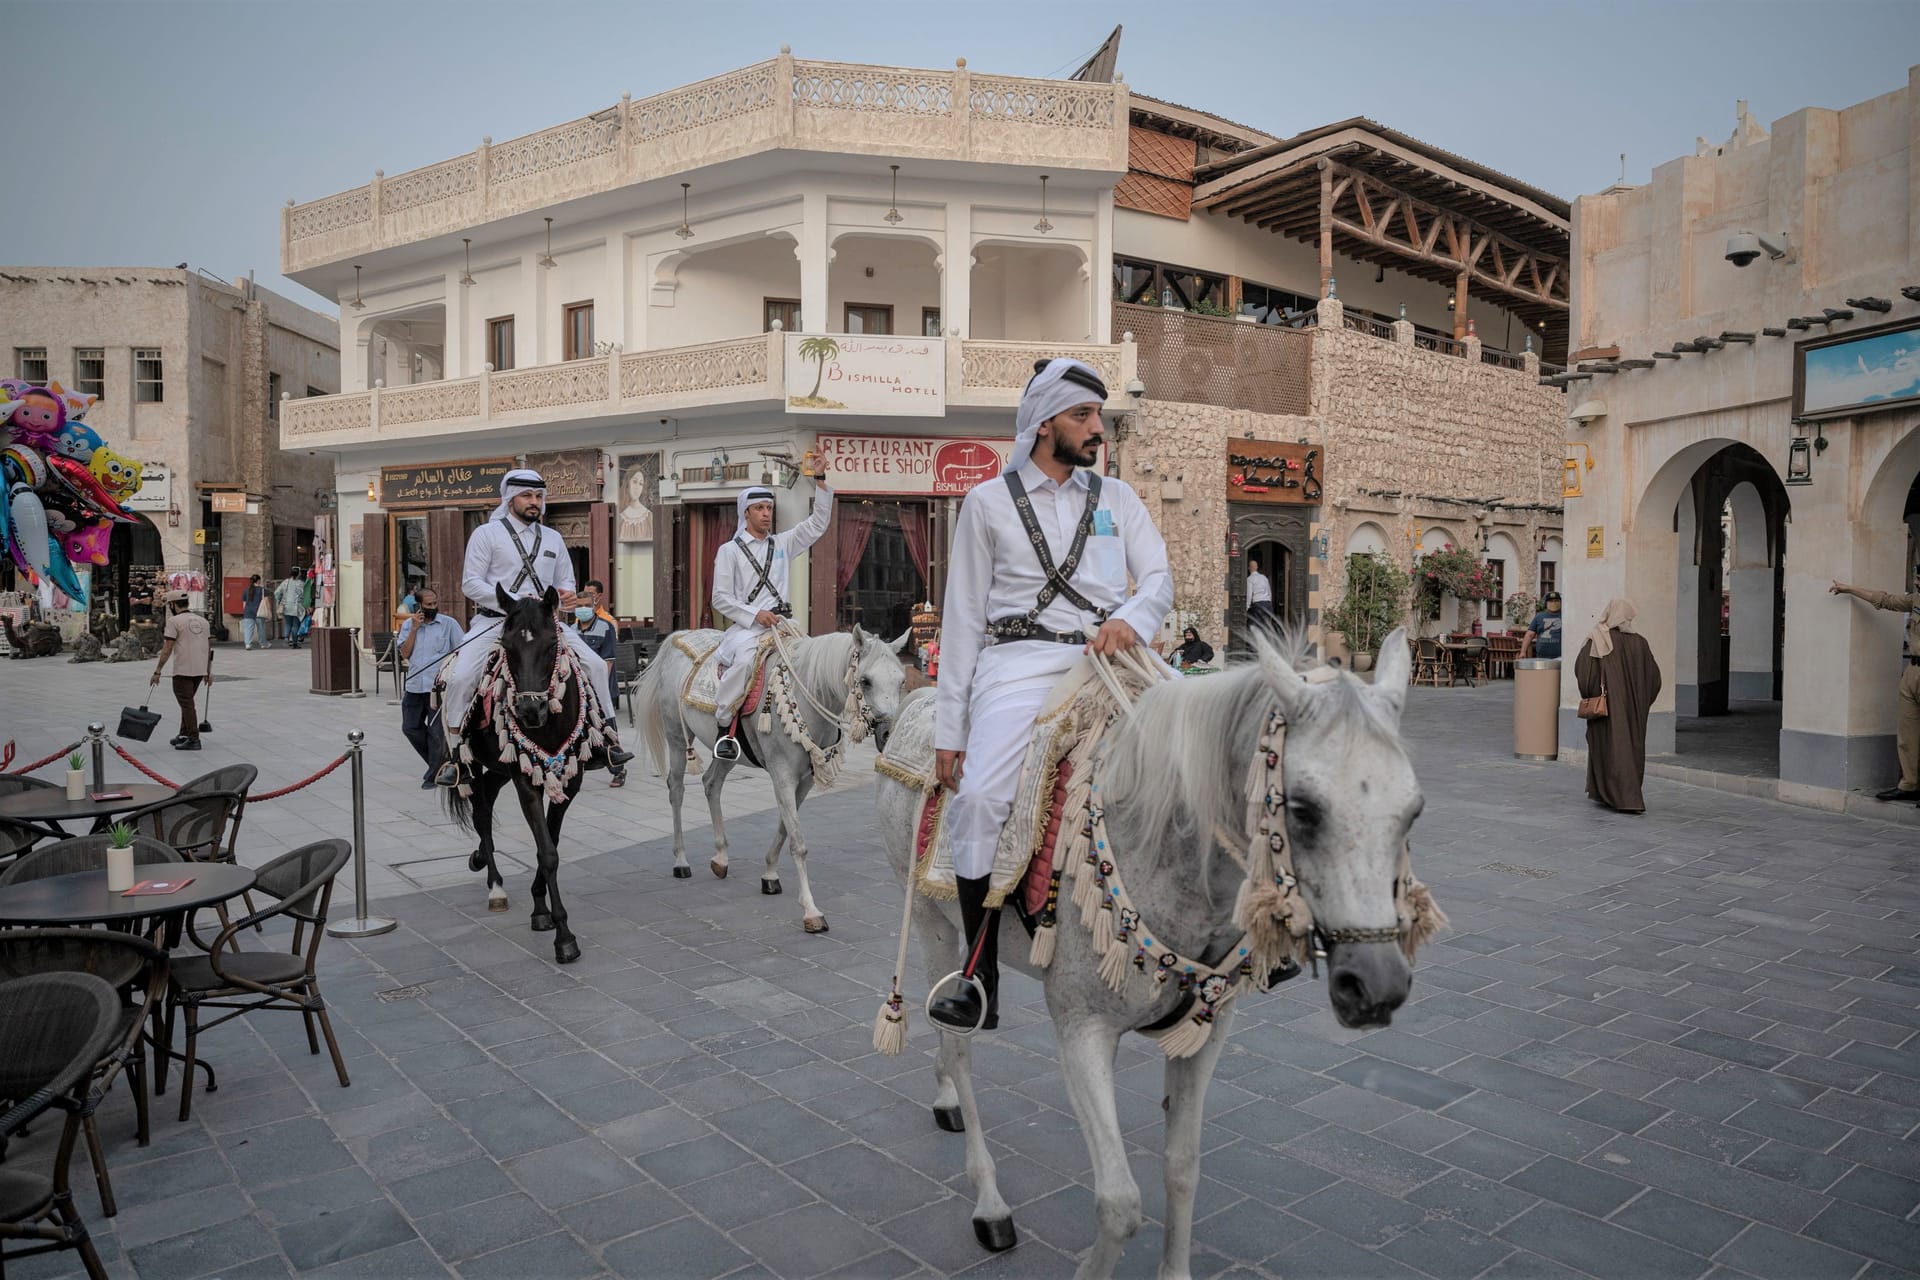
[443,586,599,964]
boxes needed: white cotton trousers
[945,641,1087,880]
[713,622,770,726]
[440,614,609,732]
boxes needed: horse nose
[1326,941,1412,1029]
[514,693,549,726]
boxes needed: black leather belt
[769,603,794,618]
[987,617,1087,646]
[475,607,503,619]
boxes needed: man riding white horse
[709,476,834,761]
[436,468,632,785]
[928,357,1173,1033]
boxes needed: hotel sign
[785,335,944,417]
[379,457,514,508]
[814,434,1008,496]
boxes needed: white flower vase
[66,769,86,801]
[106,843,136,892]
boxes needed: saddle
[675,632,776,720]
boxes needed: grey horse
[633,625,911,933]
[874,632,1424,1278]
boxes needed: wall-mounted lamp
[366,477,378,503]
[707,449,729,484]
[1034,174,1053,234]
[1567,398,1607,427]
[884,164,904,225]
[459,239,476,287]
[1562,443,1594,498]
[538,218,557,270]
[349,265,366,311]
[1785,418,1825,485]
[675,183,695,241]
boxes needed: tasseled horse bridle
[460,622,614,806]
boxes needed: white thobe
[936,463,1172,878]
[441,514,606,730]
[712,483,834,723]
[1248,570,1273,607]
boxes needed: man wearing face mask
[568,588,626,787]
[397,589,465,788]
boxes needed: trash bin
[310,626,356,695]
[1514,657,1560,760]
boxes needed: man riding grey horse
[436,468,632,785]
[928,357,1173,1033]
[709,476,834,761]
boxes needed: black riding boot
[927,875,1000,1032]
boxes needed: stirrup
[925,970,989,1036]
[713,735,742,763]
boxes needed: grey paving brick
[445,1092,586,1159]
[1505,1154,1641,1217]
[386,1156,519,1218]
[1826,1163,1920,1218]
[1264,1227,1429,1280]
[276,1197,419,1270]
[555,1182,686,1246]
[123,1218,284,1280]
[303,1238,453,1278]
[503,1135,643,1209]
[1431,1128,1546,1180]
[708,1095,852,1164]
[1379,1217,1516,1279]
[1280,1124,1450,1197]
[1326,1054,1476,1111]
[1195,1140,1338,1207]
[1439,1092,1612,1159]
[634,1132,757,1187]
[1408,1168,1540,1233]
[1715,1222,1870,1280]
[412,1191,562,1264]
[1583,1135,1830,1231]
[458,1231,602,1280]
[1637,1112,1766,1165]
[783,1142,952,1225]
[1440,1055,1594,1112]
[1496,1202,1709,1279]
[1606,1188,1747,1258]
[1723,1098,1851,1152]
[1801,1198,1920,1270]
[1288,1178,1426,1246]
[1736,1139,1852,1191]
[1565,1090,1667,1134]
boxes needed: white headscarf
[734,486,777,540]
[1004,358,1109,475]
[492,468,545,522]
[1587,597,1637,659]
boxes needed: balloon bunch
[1,379,144,610]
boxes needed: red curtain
[689,504,735,628]
[835,501,877,597]
[898,502,931,594]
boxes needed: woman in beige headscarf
[1574,598,1662,812]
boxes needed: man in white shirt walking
[928,358,1173,1032]
[435,469,632,785]
[1247,555,1276,632]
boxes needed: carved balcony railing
[284,53,1127,273]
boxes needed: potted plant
[105,821,137,892]
[65,751,86,801]
[1322,552,1411,672]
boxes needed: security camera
[1725,230,1789,268]
[1125,378,1146,399]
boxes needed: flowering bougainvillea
[1414,544,1499,614]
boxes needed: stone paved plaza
[2,645,1918,1280]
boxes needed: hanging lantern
[1785,434,1813,485]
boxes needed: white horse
[874,633,1429,1279]
[633,625,911,932]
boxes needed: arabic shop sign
[1225,441,1324,506]
[813,434,1010,496]
[379,458,514,507]
[785,335,945,417]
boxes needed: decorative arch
[1345,521,1389,556]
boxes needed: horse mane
[786,629,857,706]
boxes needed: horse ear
[890,628,914,656]
[495,583,512,612]
[1372,627,1411,719]
[850,623,866,648]
[541,585,559,613]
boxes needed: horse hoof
[487,892,509,913]
[933,1105,965,1133]
[530,912,555,932]
[710,859,728,879]
[802,915,829,934]
[672,866,692,879]
[761,878,782,896]
[468,850,488,873]
[555,940,581,965]
[973,1216,1017,1252]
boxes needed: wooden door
[588,501,612,611]
[362,517,387,639]
[426,508,468,625]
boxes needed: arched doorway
[1226,505,1311,655]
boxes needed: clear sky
[5,0,1917,312]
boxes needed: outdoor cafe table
[1440,642,1485,687]
[0,782,176,839]
[0,862,257,944]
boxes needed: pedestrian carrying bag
[1577,680,1609,721]
[117,697,162,742]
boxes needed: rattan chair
[121,764,256,866]
[0,930,169,1219]
[0,971,121,1280]
[1413,638,1450,687]
[0,835,183,888]
[162,839,353,1121]
[0,775,59,859]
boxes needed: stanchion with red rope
[2,740,86,777]
[108,740,351,801]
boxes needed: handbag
[117,696,163,741]
[1577,680,1609,720]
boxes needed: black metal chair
[163,840,353,1121]
[614,640,648,727]
[0,971,121,1280]
[0,776,59,861]
[121,764,260,928]
[0,930,169,1219]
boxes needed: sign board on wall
[1587,526,1605,558]
[814,434,1008,496]
[523,449,602,504]
[210,491,247,514]
[1225,441,1324,506]
[785,336,944,417]
[124,462,171,513]
[379,458,514,508]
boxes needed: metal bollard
[327,730,396,938]
[343,627,366,700]
[87,723,105,791]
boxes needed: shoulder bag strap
[1003,470,1109,622]
[733,536,784,607]
[502,520,547,595]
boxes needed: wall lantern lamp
[1561,443,1594,498]
[884,165,904,225]
[538,218,557,270]
[349,265,366,311]
[1785,418,1826,485]
[675,183,695,241]
[459,239,476,287]
[1034,174,1053,235]
[708,450,729,484]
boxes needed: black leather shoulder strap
[1003,470,1108,621]
[502,520,546,595]
[733,536,784,607]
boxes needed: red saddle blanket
[737,659,772,720]
[916,759,1075,917]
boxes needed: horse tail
[440,739,476,834]
[632,644,671,777]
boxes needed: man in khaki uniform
[149,590,212,751]
[1831,577,1920,803]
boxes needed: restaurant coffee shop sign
[379,458,514,508]
[814,434,1010,496]
[785,335,944,417]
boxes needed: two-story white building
[281,49,1133,641]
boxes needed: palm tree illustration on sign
[789,336,847,409]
